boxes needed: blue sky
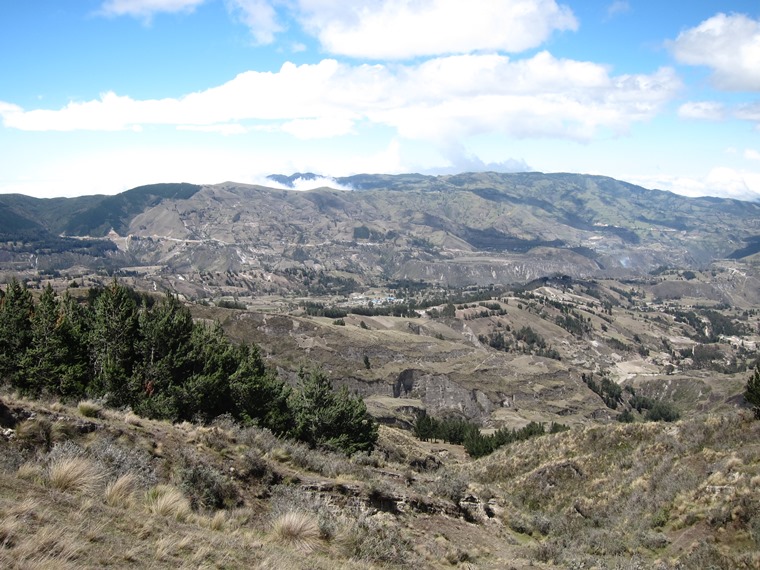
[1,1,759,199]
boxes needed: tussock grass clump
[7,523,84,566]
[104,473,137,508]
[17,461,44,482]
[47,456,103,494]
[270,511,321,552]
[123,411,142,426]
[76,400,102,418]
[15,417,53,450]
[145,485,192,521]
[209,510,227,531]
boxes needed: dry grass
[104,472,137,508]
[144,485,192,522]
[17,461,44,482]
[124,411,142,426]
[47,456,103,494]
[270,511,322,553]
[76,399,102,418]
[209,510,227,531]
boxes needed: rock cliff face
[393,369,495,421]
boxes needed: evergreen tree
[413,412,437,442]
[0,278,34,385]
[90,280,139,406]
[170,322,239,422]
[230,344,293,434]
[291,368,378,454]
[745,364,760,419]
[132,292,194,417]
[19,285,64,396]
[56,291,93,399]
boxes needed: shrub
[338,510,414,564]
[179,458,239,510]
[646,401,680,422]
[744,365,760,419]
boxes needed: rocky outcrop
[393,369,495,421]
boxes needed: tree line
[0,279,377,454]
[413,412,568,458]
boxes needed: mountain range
[1,172,759,293]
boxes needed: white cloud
[677,101,725,121]
[745,149,760,161]
[736,101,760,123]
[629,168,760,201]
[295,0,578,59]
[99,0,206,20]
[426,142,531,175]
[668,13,760,91]
[0,53,680,146]
[99,1,578,59]
[225,0,282,44]
[262,175,353,191]
[177,123,248,135]
[605,1,630,20]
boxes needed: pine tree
[19,285,63,396]
[291,368,378,454]
[0,278,34,385]
[745,364,760,419]
[56,291,93,399]
[90,280,139,406]
[132,292,194,417]
[229,343,293,434]
[169,322,239,422]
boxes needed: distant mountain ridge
[1,172,758,288]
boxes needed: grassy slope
[1,392,759,569]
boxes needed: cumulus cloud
[101,1,577,58]
[99,0,206,20]
[0,53,680,146]
[668,13,760,91]
[296,0,577,59]
[745,149,760,161]
[677,101,725,121]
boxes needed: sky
[1,1,760,200]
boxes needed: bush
[179,457,239,510]
[338,510,414,564]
